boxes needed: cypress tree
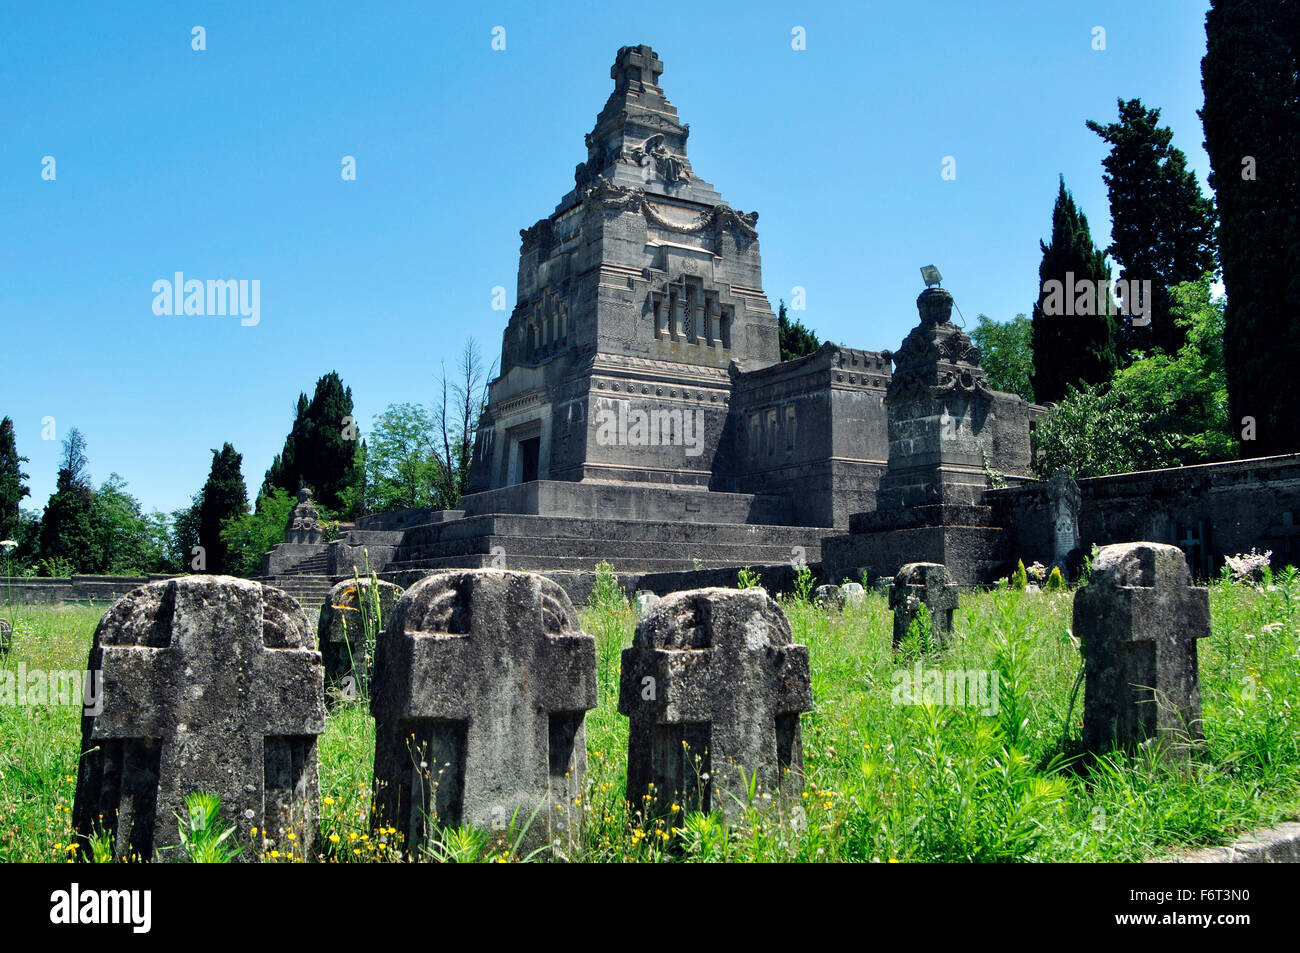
[0,416,30,543]
[198,443,249,575]
[1200,0,1300,455]
[778,301,822,362]
[262,373,360,513]
[1030,177,1119,404]
[37,428,99,571]
[1086,98,1218,360]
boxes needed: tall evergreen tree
[1201,0,1300,455]
[37,428,100,571]
[1086,98,1218,359]
[198,443,249,575]
[777,301,822,361]
[0,416,31,543]
[168,491,203,573]
[1030,177,1119,404]
[262,373,361,513]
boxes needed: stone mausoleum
[261,43,1043,588]
[255,44,1300,600]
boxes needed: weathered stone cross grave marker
[317,577,403,703]
[371,569,596,855]
[618,587,812,823]
[889,562,959,648]
[72,576,325,861]
[1076,542,1210,759]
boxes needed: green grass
[2,572,1298,862]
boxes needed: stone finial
[72,577,326,862]
[917,286,954,325]
[618,588,813,822]
[317,578,404,703]
[1075,542,1210,759]
[889,562,959,648]
[884,290,989,407]
[370,569,597,855]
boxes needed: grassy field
[2,571,1298,862]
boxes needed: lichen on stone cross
[618,587,813,823]
[72,576,325,862]
[370,569,597,855]
[1076,542,1211,760]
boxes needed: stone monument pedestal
[822,504,1008,587]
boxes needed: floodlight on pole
[920,265,943,288]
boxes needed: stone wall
[987,454,1300,578]
[0,575,176,604]
[730,344,891,527]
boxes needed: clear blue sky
[2,0,1215,516]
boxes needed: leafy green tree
[91,474,170,574]
[1031,382,1174,478]
[1201,0,1300,456]
[220,487,297,577]
[362,341,490,515]
[197,443,249,574]
[37,428,101,572]
[970,313,1034,402]
[1110,274,1233,464]
[0,416,30,543]
[262,372,363,514]
[777,300,822,362]
[1034,275,1233,477]
[168,492,202,573]
[9,508,41,572]
[338,439,367,517]
[263,393,308,501]
[1030,177,1119,404]
[1086,98,1218,360]
[366,403,443,512]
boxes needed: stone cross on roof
[611,44,663,90]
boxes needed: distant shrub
[37,556,76,578]
[1010,560,1028,590]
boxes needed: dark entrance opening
[520,437,540,483]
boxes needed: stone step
[384,553,777,574]
[260,574,337,612]
[399,513,826,548]
[290,552,332,574]
[396,533,817,563]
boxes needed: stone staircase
[261,574,336,619]
[384,513,827,575]
[289,550,331,575]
